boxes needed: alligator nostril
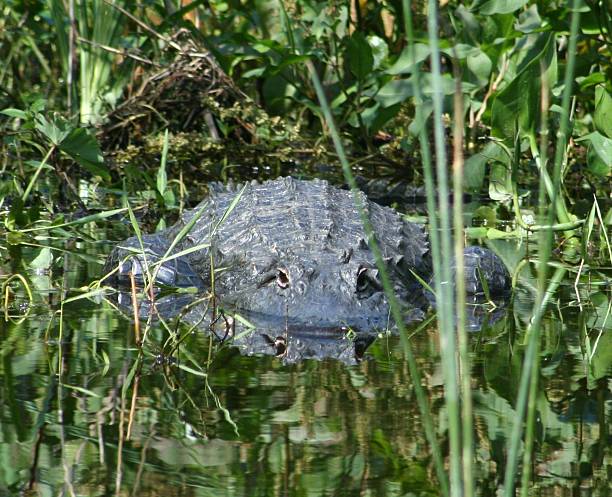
[356,266,369,292]
[276,268,290,288]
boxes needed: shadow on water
[0,182,610,497]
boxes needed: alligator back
[170,177,430,287]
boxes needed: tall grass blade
[425,1,462,495]
[305,57,449,497]
[451,54,473,497]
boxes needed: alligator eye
[356,266,381,294]
[276,268,290,288]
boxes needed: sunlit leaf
[1,108,28,119]
[367,35,388,70]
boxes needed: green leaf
[491,33,557,142]
[578,72,606,90]
[589,327,612,383]
[376,79,415,107]
[408,100,433,136]
[593,85,612,138]
[471,0,529,15]
[464,152,488,191]
[455,5,481,43]
[359,103,401,133]
[35,114,70,145]
[440,44,480,59]
[467,49,493,86]
[489,160,513,201]
[576,132,612,177]
[473,206,498,226]
[30,99,46,113]
[269,54,311,75]
[346,32,374,80]
[157,129,169,196]
[377,74,472,107]
[59,127,109,181]
[515,4,542,33]
[1,108,28,119]
[386,44,430,75]
[367,35,388,70]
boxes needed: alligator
[105,177,510,351]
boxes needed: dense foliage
[0,1,610,496]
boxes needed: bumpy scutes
[105,177,509,331]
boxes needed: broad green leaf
[359,103,401,133]
[593,85,612,138]
[471,0,529,15]
[163,189,176,208]
[473,206,498,226]
[578,72,606,90]
[376,79,414,107]
[1,108,27,119]
[491,33,557,142]
[440,43,480,59]
[455,5,481,43]
[465,141,512,192]
[346,32,373,81]
[367,35,388,70]
[515,4,542,33]
[7,197,28,229]
[59,127,109,181]
[464,152,488,191]
[467,49,493,86]
[489,161,513,201]
[30,99,46,113]
[377,74,472,107]
[386,43,430,75]
[576,132,612,177]
[588,327,612,384]
[269,54,311,75]
[35,114,70,145]
[408,100,433,136]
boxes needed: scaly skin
[105,177,510,331]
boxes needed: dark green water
[0,189,610,497]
